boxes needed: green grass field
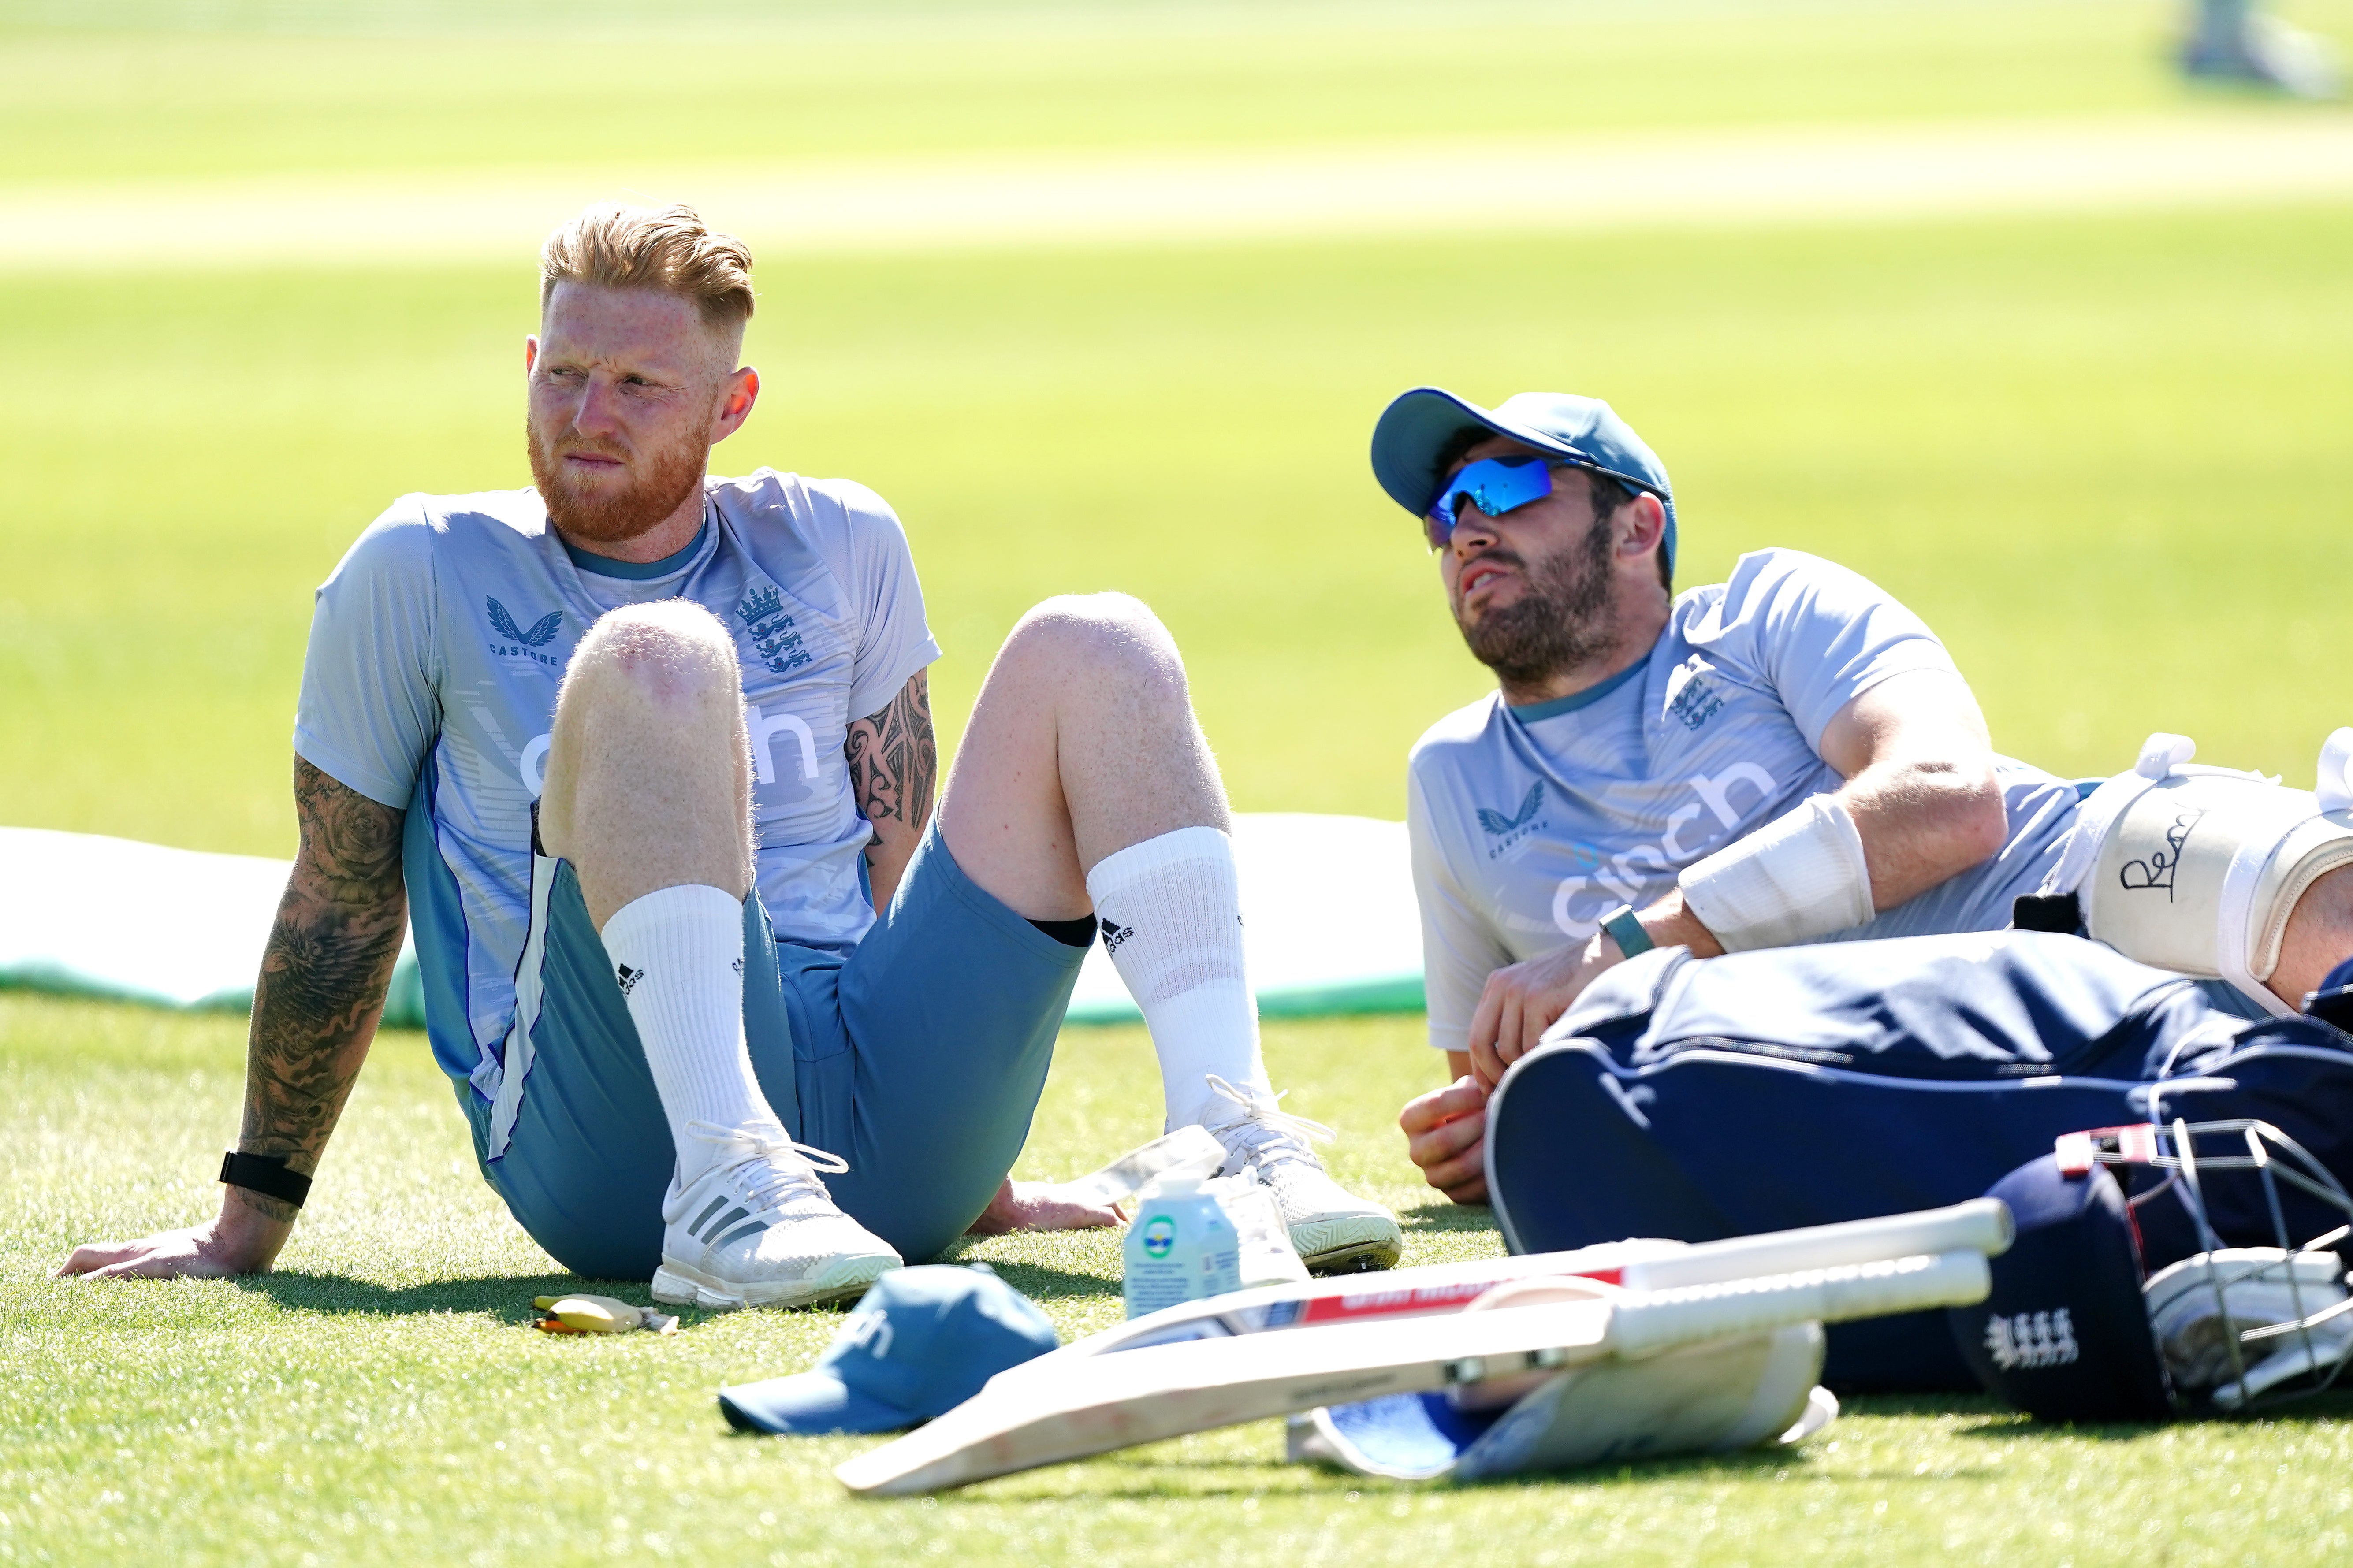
[6,1,2353,1562]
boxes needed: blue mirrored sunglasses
[1423,456,1583,549]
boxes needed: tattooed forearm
[238,758,409,1211]
[843,670,936,907]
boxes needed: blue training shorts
[456,818,1088,1278]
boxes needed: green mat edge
[6,953,1423,1031]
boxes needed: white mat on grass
[0,814,1422,1031]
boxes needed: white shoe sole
[1289,1215,1403,1275]
[651,1250,899,1311]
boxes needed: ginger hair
[539,203,755,335]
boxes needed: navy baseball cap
[718,1264,1058,1436]
[1947,1155,2174,1424]
[1369,387,1679,575]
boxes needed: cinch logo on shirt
[1547,763,1782,937]
[486,597,564,667]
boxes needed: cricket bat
[1005,1196,2014,1375]
[835,1247,1992,1496]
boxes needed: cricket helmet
[1952,1119,2353,1423]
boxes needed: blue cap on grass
[1947,1155,2174,1424]
[718,1265,1058,1435]
[1369,388,1679,575]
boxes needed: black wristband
[220,1152,312,1209]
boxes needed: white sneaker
[1195,1075,1402,1275]
[651,1122,902,1310]
[2183,16,2343,99]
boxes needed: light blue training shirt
[1407,548,2080,1055]
[293,469,940,1089]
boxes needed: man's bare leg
[943,594,1400,1270]
[539,600,782,1174]
[938,592,1226,918]
[541,601,899,1307]
[941,593,1256,1117]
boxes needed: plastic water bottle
[1123,1174,1243,1319]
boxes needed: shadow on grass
[1926,1384,2353,1439]
[1399,1199,1502,1235]
[928,1248,1122,1304]
[953,1436,1867,1504]
[230,1270,677,1324]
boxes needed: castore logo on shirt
[486,598,564,667]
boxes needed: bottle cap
[1149,1174,1202,1197]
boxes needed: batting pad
[0,813,1419,1029]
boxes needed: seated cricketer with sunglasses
[57,202,1402,1305]
[1375,388,2085,1204]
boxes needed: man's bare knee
[540,602,753,909]
[565,601,744,713]
[1000,592,1188,700]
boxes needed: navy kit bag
[1483,930,2353,1390]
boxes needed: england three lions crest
[737,586,812,676]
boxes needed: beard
[526,418,709,545]
[1454,514,1619,688]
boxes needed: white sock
[1084,826,1272,1129]
[599,883,786,1187]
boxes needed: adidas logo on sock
[1100,919,1136,954]
[615,963,644,996]
[732,956,745,975]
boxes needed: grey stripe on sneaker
[689,1196,730,1237]
[711,1219,773,1250]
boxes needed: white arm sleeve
[1679,793,1874,953]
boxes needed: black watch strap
[220,1152,312,1209]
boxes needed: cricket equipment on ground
[2145,1250,2350,1405]
[2040,1118,2353,1415]
[1198,1074,1403,1274]
[1483,928,2353,1389]
[1083,827,1273,1126]
[1369,387,1679,574]
[1289,1280,1835,1482]
[1946,1155,2177,1423]
[995,1195,2009,1382]
[1677,792,1873,954]
[1421,456,1580,549]
[532,1293,678,1334]
[867,1199,2003,1487]
[600,882,791,1185]
[720,1265,1057,1434]
[1091,1201,1996,1371]
[833,1245,1992,1496]
[2033,729,2353,1017]
[652,1122,901,1311]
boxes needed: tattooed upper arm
[237,758,410,1205]
[843,669,937,851]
